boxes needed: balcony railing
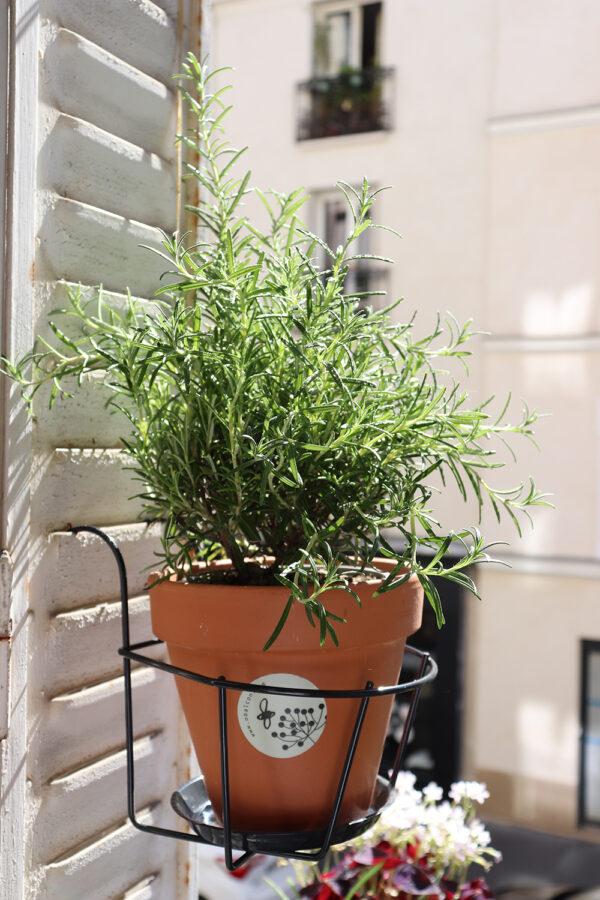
[296,67,393,141]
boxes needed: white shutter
[1,1,205,897]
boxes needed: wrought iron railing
[297,67,393,141]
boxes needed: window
[297,2,390,140]
[579,640,600,826]
[309,189,386,307]
[324,196,369,296]
[313,1,382,76]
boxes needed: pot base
[171,773,395,853]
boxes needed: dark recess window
[579,640,600,826]
[361,2,382,69]
[381,562,464,793]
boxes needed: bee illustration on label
[256,697,276,730]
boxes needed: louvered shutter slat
[20,2,195,895]
[32,667,169,787]
[32,449,143,532]
[44,29,175,157]
[40,198,166,295]
[46,115,176,228]
[38,525,163,614]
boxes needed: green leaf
[263,595,294,651]
[420,574,445,627]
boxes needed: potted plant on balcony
[3,55,545,836]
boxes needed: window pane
[325,199,348,251]
[326,12,351,74]
[589,704,600,741]
[581,641,600,824]
[361,2,382,69]
[589,650,600,699]
[583,741,600,821]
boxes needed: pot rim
[149,556,412,589]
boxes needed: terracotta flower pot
[149,564,423,833]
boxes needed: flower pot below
[149,566,423,834]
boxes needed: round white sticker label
[237,673,327,759]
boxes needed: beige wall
[473,0,600,837]
[211,0,600,839]
[491,0,600,117]
[465,568,600,839]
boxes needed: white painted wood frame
[0,1,209,897]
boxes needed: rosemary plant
[3,55,547,648]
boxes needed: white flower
[365,772,499,879]
[469,820,492,847]
[449,780,490,805]
[379,774,421,832]
[422,782,443,803]
[394,770,417,793]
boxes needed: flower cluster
[270,776,500,899]
[374,774,497,882]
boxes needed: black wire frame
[71,525,438,871]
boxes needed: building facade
[211,0,600,843]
